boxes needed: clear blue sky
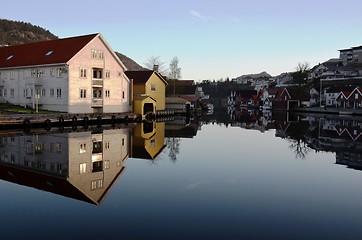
[2,0,362,81]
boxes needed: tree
[144,56,167,75]
[292,62,310,86]
[168,57,182,95]
[168,57,181,80]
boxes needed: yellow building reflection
[131,121,166,160]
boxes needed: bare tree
[168,57,181,80]
[144,56,167,75]
[293,62,310,85]
[168,57,182,95]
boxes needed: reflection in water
[0,128,130,205]
[0,109,361,206]
[0,119,200,205]
[222,108,362,168]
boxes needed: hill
[0,18,145,70]
[0,19,57,45]
[115,52,146,71]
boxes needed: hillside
[0,18,145,70]
[115,52,146,71]
[0,19,57,45]
[233,71,272,81]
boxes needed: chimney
[153,64,159,72]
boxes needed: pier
[0,112,140,130]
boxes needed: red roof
[0,33,98,68]
[125,70,168,85]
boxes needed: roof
[166,96,190,104]
[0,33,98,68]
[125,70,168,85]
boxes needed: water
[0,111,362,239]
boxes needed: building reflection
[214,108,362,169]
[0,128,130,205]
[0,118,198,205]
[130,121,166,160]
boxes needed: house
[336,86,362,109]
[125,70,168,117]
[273,87,309,110]
[325,86,355,107]
[0,33,131,113]
[165,96,191,115]
[309,87,320,106]
[166,80,202,109]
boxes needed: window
[105,70,110,78]
[45,50,54,56]
[36,69,44,78]
[3,89,7,97]
[41,89,46,97]
[55,143,62,153]
[355,93,359,99]
[80,143,87,153]
[91,179,103,190]
[151,84,156,92]
[122,138,125,146]
[50,88,55,97]
[104,160,110,169]
[105,142,110,150]
[99,51,104,59]
[118,72,122,77]
[80,89,87,98]
[93,89,102,98]
[80,163,87,174]
[56,68,63,77]
[150,139,155,147]
[92,49,98,59]
[10,71,15,80]
[93,69,103,79]
[6,55,13,60]
[56,88,62,98]
[10,89,14,98]
[122,91,125,99]
[50,68,55,77]
[105,90,110,98]
[80,68,87,78]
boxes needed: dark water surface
[0,113,362,239]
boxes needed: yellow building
[125,70,168,116]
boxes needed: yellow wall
[134,72,166,111]
[133,96,156,115]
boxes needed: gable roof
[0,33,98,68]
[125,70,168,85]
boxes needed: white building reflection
[0,128,130,205]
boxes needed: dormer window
[45,50,54,56]
[6,55,13,60]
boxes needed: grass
[0,103,61,114]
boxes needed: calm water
[0,111,362,239]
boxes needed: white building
[0,33,131,113]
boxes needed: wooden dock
[0,112,140,130]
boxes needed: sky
[2,0,362,81]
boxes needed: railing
[92,98,103,106]
[92,79,103,86]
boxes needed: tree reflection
[288,139,310,159]
[165,137,180,163]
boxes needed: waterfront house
[125,70,168,117]
[273,87,309,110]
[166,80,202,109]
[0,33,131,113]
[336,86,362,109]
